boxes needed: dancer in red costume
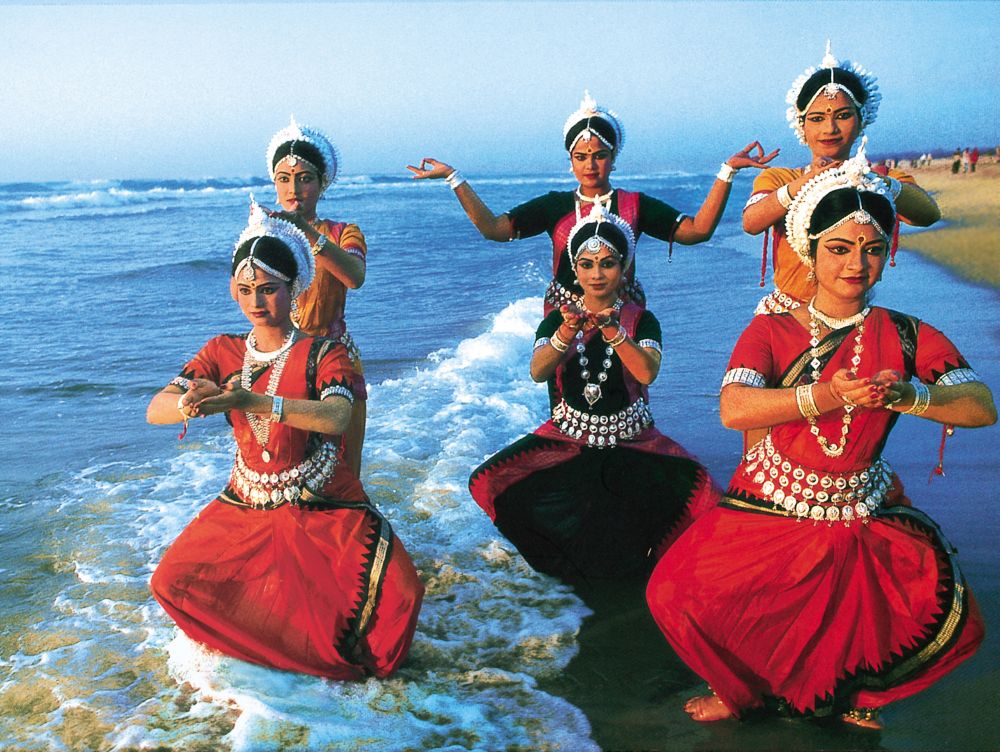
[409,91,777,315]
[469,208,718,583]
[263,117,369,477]
[647,145,995,729]
[147,205,422,679]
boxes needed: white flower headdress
[566,204,637,271]
[785,41,881,145]
[562,90,626,154]
[784,137,895,265]
[266,116,339,194]
[233,196,315,298]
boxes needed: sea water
[1,173,997,750]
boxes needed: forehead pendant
[586,237,603,252]
[287,141,299,167]
[241,261,256,282]
[823,82,840,100]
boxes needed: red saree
[647,307,984,717]
[151,334,423,679]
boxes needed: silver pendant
[261,449,271,463]
[583,383,602,406]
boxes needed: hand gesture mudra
[406,158,455,180]
[725,141,781,171]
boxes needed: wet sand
[538,162,1000,752]
[901,159,1000,287]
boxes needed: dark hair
[807,188,895,257]
[564,117,619,152]
[570,222,630,265]
[796,68,868,113]
[232,236,298,281]
[271,140,326,181]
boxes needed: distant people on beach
[147,207,423,680]
[952,148,962,174]
[262,118,370,477]
[961,148,971,173]
[970,147,980,172]
[647,149,996,731]
[408,90,777,316]
[743,41,941,317]
[468,207,718,587]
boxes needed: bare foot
[684,694,734,722]
[841,708,883,730]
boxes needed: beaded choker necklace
[806,303,868,457]
[807,300,870,330]
[243,329,297,463]
[575,188,614,204]
[575,188,614,221]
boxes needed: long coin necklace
[806,302,868,458]
[242,328,297,463]
[575,299,624,407]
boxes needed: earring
[807,269,816,282]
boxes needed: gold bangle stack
[795,383,820,419]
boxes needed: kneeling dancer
[147,205,423,679]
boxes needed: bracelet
[903,382,931,415]
[445,170,467,190]
[270,395,285,423]
[550,331,570,352]
[776,184,793,209]
[604,326,628,348]
[311,234,328,257]
[177,393,188,415]
[716,163,738,183]
[795,383,820,419]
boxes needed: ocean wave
[0,299,599,750]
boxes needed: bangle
[604,326,627,348]
[550,331,570,353]
[716,163,738,183]
[445,170,466,190]
[177,393,188,415]
[795,383,820,419]
[270,395,285,423]
[311,234,328,257]
[775,184,793,209]
[903,382,931,415]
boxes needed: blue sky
[4,1,998,180]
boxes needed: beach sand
[538,162,1000,752]
[900,159,1000,287]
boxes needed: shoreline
[895,159,1000,290]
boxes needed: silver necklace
[806,309,867,458]
[575,299,624,407]
[242,329,297,462]
[574,188,614,221]
[808,299,870,330]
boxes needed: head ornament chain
[234,196,316,299]
[266,116,340,194]
[566,204,636,272]
[785,41,881,145]
[784,137,894,265]
[562,90,626,154]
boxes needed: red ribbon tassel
[890,219,900,267]
[759,227,769,287]
[930,424,955,481]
